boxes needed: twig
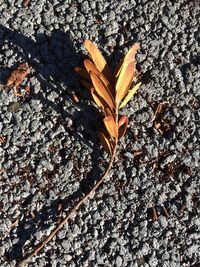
[16,145,117,267]
[162,205,170,218]
[16,39,141,266]
[152,206,158,221]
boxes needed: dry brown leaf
[90,71,115,110]
[84,59,114,96]
[115,62,135,105]
[84,59,99,75]
[77,40,141,149]
[90,88,105,110]
[84,39,113,83]
[84,40,106,72]
[115,43,140,79]
[155,104,163,117]
[6,62,31,88]
[103,116,117,139]
[99,131,113,155]
[118,115,128,139]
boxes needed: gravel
[0,0,200,266]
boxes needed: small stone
[8,102,20,113]
[194,218,200,227]
[159,216,168,228]
[115,255,123,266]
[65,254,72,261]
[124,152,134,159]
[65,160,73,173]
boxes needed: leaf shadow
[0,26,106,261]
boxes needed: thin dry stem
[16,143,117,267]
[16,41,122,266]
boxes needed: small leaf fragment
[72,94,80,103]
[153,101,168,121]
[118,115,128,128]
[103,116,117,139]
[6,62,31,88]
[99,131,113,155]
[118,115,128,139]
[119,82,141,109]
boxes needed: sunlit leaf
[119,82,141,109]
[115,43,140,79]
[84,59,99,75]
[103,116,117,139]
[90,71,115,110]
[99,131,113,155]
[84,39,113,83]
[118,115,128,139]
[122,42,140,66]
[115,62,135,105]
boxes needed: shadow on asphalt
[0,25,106,262]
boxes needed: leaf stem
[16,145,117,267]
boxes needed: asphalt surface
[0,0,200,266]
